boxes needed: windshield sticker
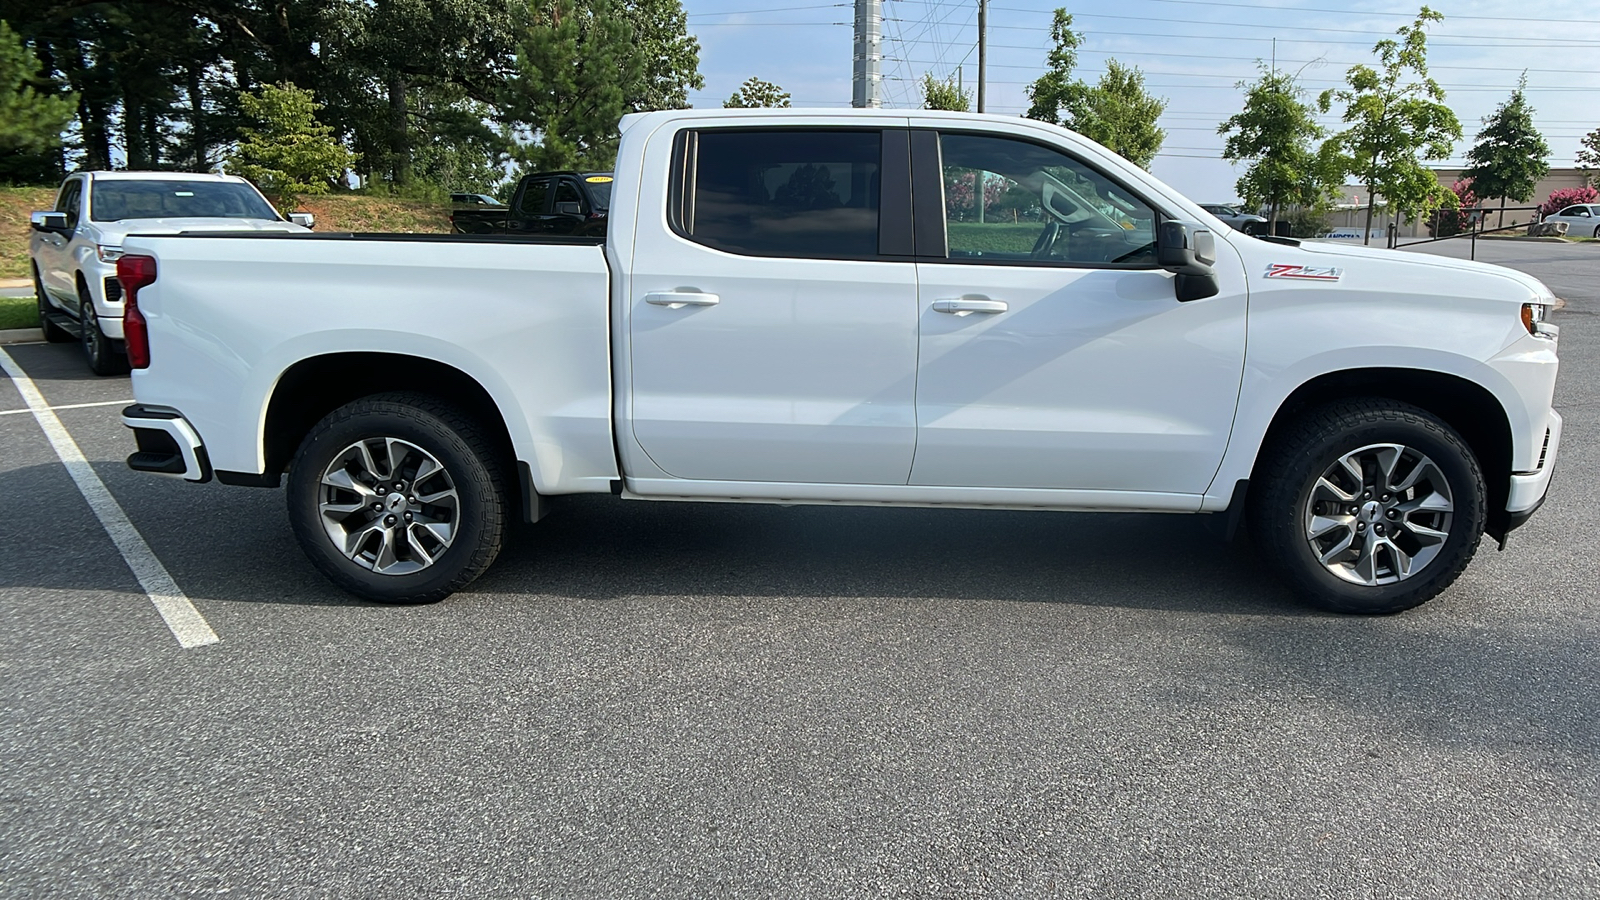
[585,175,613,183]
[1265,263,1343,281]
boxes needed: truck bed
[120,230,619,495]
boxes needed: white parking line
[0,348,218,649]
[0,399,134,417]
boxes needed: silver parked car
[1199,203,1269,235]
[29,171,310,375]
[1542,203,1600,239]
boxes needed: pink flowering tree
[1432,178,1478,236]
[1540,186,1599,218]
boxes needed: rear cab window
[672,129,883,259]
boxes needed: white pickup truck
[116,109,1562,614]
[29,171,311,374]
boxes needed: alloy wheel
[317,437,460,575]
[1302,442,1455,586]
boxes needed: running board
[43,309,83,339]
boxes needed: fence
[1389,205,1544,260]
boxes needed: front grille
[104,276,123,303]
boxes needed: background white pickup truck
[117,109,1561,614]
[28,171,309,375]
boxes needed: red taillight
[117,254,157,369]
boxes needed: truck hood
[1294,239,1555,302]
[102,218,309,240]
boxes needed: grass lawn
[947,221,1045,254]
[0,294,40,330]
[1,186,56,280]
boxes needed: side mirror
[1157,220,1219,302]
[287,211,315,229]
[553,201,582,216]
[31,211,69,233]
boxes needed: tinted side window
[518,179,550,216]
[553,180,584,213]
[56,180,83,226]
[939,133,1158,267]
[683,129,881,258]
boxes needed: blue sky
[682,0,1600,200]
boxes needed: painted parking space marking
[0,398,134,417]
[0,347,218,649]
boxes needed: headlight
[1521,302,1556,339]
[96,245,125,263]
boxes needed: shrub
[1539,185,1599,218]
[1431,179,1478,237]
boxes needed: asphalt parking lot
[2,241,1596,898]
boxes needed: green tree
[1024,10,1166,168]
[620,0,703,111]
[0,19,76,161]
[1571,125,1599,187]
[921,73,970,111]
[501,0,702,172]
[1320,6,1462,245]
[227,83,356,209]
[1219,68,1333,234]
[1075,61,1166,169]
[1461,75,1548,215]
[724,76,790,108]
[1024,9,1090,127]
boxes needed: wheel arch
[1253,367,1513,538]
[262,353,542,521]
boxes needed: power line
[1110,0,1600,26]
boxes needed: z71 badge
[1265,263,1343,281]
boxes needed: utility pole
[852,0,883,108]
[976,0,988,113]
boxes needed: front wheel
[1249,400,1486,614]
[287,393,509,604]
[79,285,128,375]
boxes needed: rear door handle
[644,291,720,309]
[932,296,1008,316]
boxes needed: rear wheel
[34,266,72,343]
[1249,399,1486,614]
[287,393,508,604]
[1592,224,1599,239]
[79,283,128,375]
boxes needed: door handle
[932,296,1008,316]
[644,291,720,309]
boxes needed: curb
[0,278,31,289]
[0,327,41,345]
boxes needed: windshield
[91,180,280,222]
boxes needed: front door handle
[932,296,1008,316]
[644,291,720,309]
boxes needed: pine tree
[0,20,76,160]
[724,77,790,109]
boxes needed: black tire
[1592,224,1599,239]
[79,283,128,376]
[1248,399,1486,614]
[35,265,73,343]
[287,392,508,604]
